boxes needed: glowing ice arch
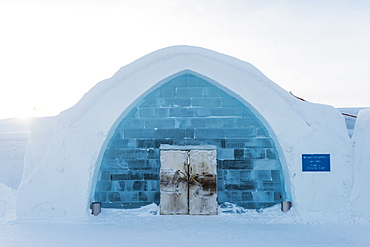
[93,70,290,210]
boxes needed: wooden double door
[160,149,217,215]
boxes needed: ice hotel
[15,46,370,220]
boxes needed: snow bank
[0,118,29,190]
[0,183,16,223]
[351,108,370,220]
[16,46,353,221]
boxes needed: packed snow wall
[351,109,370,220]
[16,46,352,219]
[0,118,29,190]
[0,119,29,221]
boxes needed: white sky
[1,0,369,119]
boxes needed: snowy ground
[1,204,370,247]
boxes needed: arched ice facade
[94,72,287,210]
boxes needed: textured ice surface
[95,74,286,209]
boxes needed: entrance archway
[93,71,287,211]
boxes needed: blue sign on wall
[302,154,330,172]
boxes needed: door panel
[160,150,189,215]
[160,149,217,215]
[189,150,217,215]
